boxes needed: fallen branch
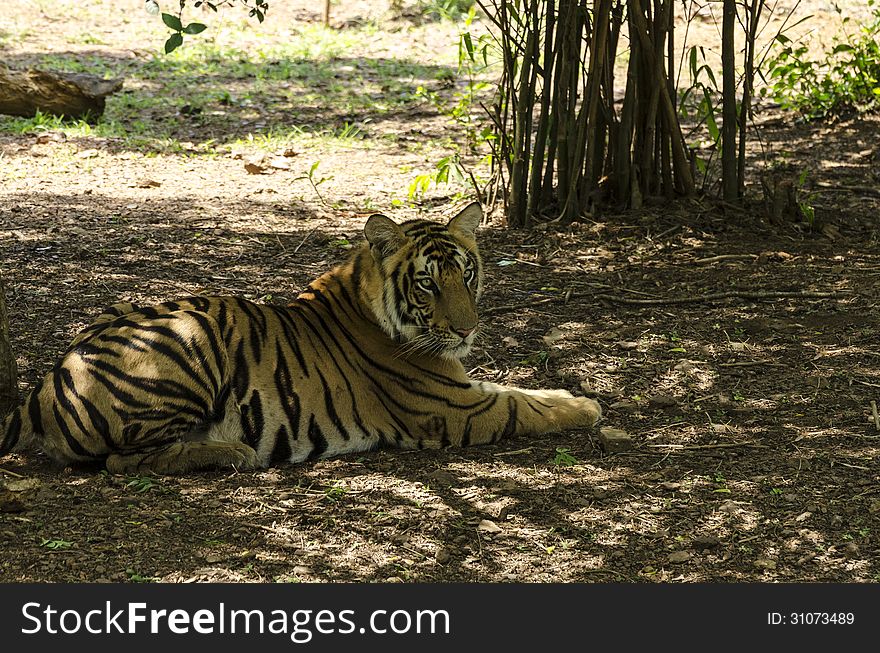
[0,62,123,120]
[813,180,880,198]
[645,441,768,450]
[595,290,844,306]
[690,254,758,265]
[484,289,845,316]
[872,401,879,432]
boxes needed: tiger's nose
[453,326,475,338]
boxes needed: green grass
[0,23,457,154]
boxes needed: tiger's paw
[571,395,602,427]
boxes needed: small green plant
[324,482,347,502]
[712,473,731,494]
[408,7,494,202]
[126,475,160,493]
[408,154,467,201]
[126,568,156,583]
[764,1,880,119]
[295,161,333,206]
[419,0,476,22]
[40,538,73,550]
[519,350,549,368]
[552,447,579,467]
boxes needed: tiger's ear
[364,214,405,257]
[447,202,482,238]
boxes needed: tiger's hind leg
[106,441,258,475]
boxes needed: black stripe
[272,309,310,376]
[51,403,92,458]
[77,393,114,450]
[270,425,292,464]
[2,408,21,452]
[187,296,211,312]
[27,383,44,436]
[88,369,153,409]
[232,339,250,402]
[306,414,328,459]
[272,341,301,438]
[498,395,519,442]
[183,310,226,394]
[88,359,210,413]
[97,334,150,353]
[216,300,233,347]
[316,367,349,441]
[56,367,93,444]
[461,393,498,447]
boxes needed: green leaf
[183,22,207,35]
[462,32,475,61]
[161,12,184,31]
[164,32,184,54]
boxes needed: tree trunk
[0,275,17,415]
[0,62,123,121]
[721,0,738,201]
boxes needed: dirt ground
[0,1,878,583]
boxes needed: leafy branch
[145,0,270,54]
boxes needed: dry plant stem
[483,289,842,316]
[872,401,879,432]
[595,290,842,305]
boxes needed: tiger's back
[1,203,601,474]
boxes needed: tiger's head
[362,202,484,360]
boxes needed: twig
[719,360,787,368]
[872,401,879,432]
[645,441,768,450]
[690,254,758,265]
[596,290,844,306]
[852,379,880,388]
[813,180,880,198]
[293,227,320,255]
[0,467,26,479]
[492,447,534,457]
[485,289,845,316]
[652,224,681,240]
[482,296,557,317]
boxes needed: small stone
[668,550,692,564]
[754,558,777,570]
[542,327,565,346]
[609,400,638,413]
[648,395,678,410]
[477,519,502,534]
[204,554,223,564]
[692,535,720,549]
[718,500,739,515]
[598,427,632,453]
[427,469,458,487]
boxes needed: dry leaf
[542,327,565,346]
[245,162,267,175]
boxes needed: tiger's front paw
[572,396,602,427]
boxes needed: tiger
[0,202,601,474]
